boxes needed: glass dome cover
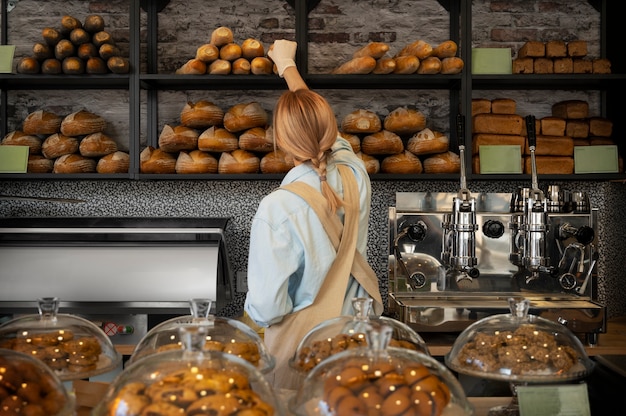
[0,348,76,416]
[0,297,121,381]
[93,324,284,416]
[129,298,275,373]
[290,298,429,374]
[290,322,473,416]
[445,297,595,383]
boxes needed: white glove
[268,39,297,77]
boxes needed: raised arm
[268,39,309,91]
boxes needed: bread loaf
[392,55,420,74]
[210,26,234,47]
[219,43,242,61]
[69,28,90,46]
[440,57,464,74]
[195,44,220,63]
[381,150,423,174]
[512,57,534,74]
[432,40,458,58]
[383,107,427,135]
[42,134,79,159]
[525,135,574,156]
[232,58,251,75]
[491,98,516,115]
[565,120,589,138]
[86,57,108,74]
[99,43,121,60]
[533,58,554,74]
[54,39,75,60]
[361,130,404,155]
[540,117,566,136]
[23,110,62,135]
[176,58,207,75]
[554,58,573,74]
[250,57,273,75]
[140,146,176,174]
[417,56,442,74]
[338,132,361,154]
[197,126,239,152]
[175,150,218,174]
[223,102,268,133]
[107,56,130,74]
[16,57,41,74]
[331,56,376,74]
[27,154,54,173]
[181,100,224,129]
[2,131,42,154]
[567,40,587,57]
[92,31,114,47]
[573,59,593,74]
[545,40,567,58]
[524,156,574,174]
[42,27,62,46]
[406,128,449,156]
[472,99,491,116]
[396,39,433,59]
[208,59,231,75]
[588,117,613,137]
[158,125,199,152]
[79,132,118,157]
[472,113,523,135]
[551,100,588,119]
[41,58,62,75]
[260,149,294,174]
[372,58,396,74]
[218,149,260,174]
[84,15,105,34]
[61,110,106,136]
[518,41,545,58]
[96,151,129,174]
[592,58,611,74]
[341,109,381,134]
[472,134,525,155]
[352,42,390,59]
[239,127,273,152]
[423,151,461,174]
[53,154,96,173]
[356,152,380,174]
[241,38,265,60]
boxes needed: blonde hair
[273,89,343,213]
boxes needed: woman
[244,40,383,388]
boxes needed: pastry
[361,130,404,155]
[180,100,224,129]
[79,132,118,157]
[383,107,427,135]
[197,126,239,152]
[175,150,218,174]
[53,154,97,173]
[218,149,260,174]
[158,125,199,153]
[223,102,268,133]
[60,110,106,137]
[381,150,423,174]
[407,128,449,156]
[341,109,381,134]
[23,110,62,135]
[140,146,176,174]
[42,134,79,159]
[97,151,130,174]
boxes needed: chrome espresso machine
[387,115,606,345]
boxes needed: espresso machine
[388,115,606,345]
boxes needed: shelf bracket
[285,0,320,13]
[6,0,19,13]
[140,0,169,13]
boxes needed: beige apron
[263,164,383,389]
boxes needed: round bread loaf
[223,102,268,133]
[27,154,54,173]
[361,130,403,155]
[423,151,461,174]
[181,101,224,129]
[356,151,380,174]
[218,149,260,174]
[219,43,242,61]
[23,110,62,135]
[42,133,79,159]
[372,57,396,74]
[80,132,118,157]
[239,127,273,153]
[175,150,218,174]
[384,107,427,135]
[54,39,75,60]
[250,56,273,75]
[42,27,62,46]
[158,124,199,152]
[140,146,176,174]
[260,149,294,174]
[77,43,98,59]
[99,43,121,60]
[62,56,85,74]
[41,58,62,75]
[107,56,130,74]
[16,57,41,74]
[232,58,251,75]
[208,59,231,75]
[339,131,361,154]
[97,151,129,174]
[53,154,96,173]
[341,109,381,134]
[407,128,449,156]
[33,42,53,60]
[92,31,114,47]
[381,150,423,174]
[210,26,234,47]
[196,43,219,63]
[198,126,239,152]
[61,110,106,137]
[2,131,42,154]
[241,38,265,60]
[69,28,91,45]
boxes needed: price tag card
[517,383,590,416]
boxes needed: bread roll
[491,98,516,115]
[176,58,207,75]
[260,149,294,174]
[27,154,54,173]
[42,27,62,46]
[396,40,433,60]
[92,31,114,47]
[42,134,79,159]
[383,107,427,135]
[239,127,273,152]
[61,110,106,136]
[551,100,589,119]
[540,117,566,136]
[393,55,420,74]
[2,131,42,154]
[23,110,62,135]
[432,40,458,58]
[372,57,396,74]
[423,151,461,174]
[339,131,361,153]
[62,57,85,74]
[381,150,423,174]
[472,113,524,135]
[40,58,62,75]
[86,56,108,74]
[361,130,404,155]
[219,43,242,61]
[107,56,130,74]
[54,39,75,60]
[472,98,491,116]
[218,149,260,174]
[341,109,381,134]
[198,126,239,152]
[16,57,41,74]
[356,151,380,174]
[53,154,97,173]
[84,15,105,34]
[33,42,53,60]
[250,57,273,75]
[407,128,449,156]
[175,150,218,174]
[353,42,390,59]
[241,38,265,60]
[60,15,83,36]
[232,58,251,75]
[223,102,268,133]
[210,26,234,47]
[80,132,118,157]
[195,44,220,63]
[472,134,525,155]
[158,124,199,152]
[69,28,91,45]
[96,151,129,174]
[140,146,176,174]
[524,156,574,174]
[208,59,231,75]
[417,56,442,74]
[440,57,464,74]
[525,135,574,156]
[181,100,224,129]
[331,56,376,74]
[99,43,121,60]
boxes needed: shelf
[472,74,626,90]
[139,74,286,90]
[0,74,130,90]
[306,74,463,90]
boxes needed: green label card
[518,383,590,416]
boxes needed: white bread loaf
[218,149,260,174]
[540,117,566,136]
[96,151,129,174]
[525,135,574,156]
[175,150,218,174]
[472,113,524,135]
[491,98,516,115]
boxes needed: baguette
[372,58,396,74]
[176,58,207,75]
[393,55,420,74]
[352,42,390,59]
[417,56,442,74]
[440,57,464,74]
[396,39,433,59]
[331,56,377,74]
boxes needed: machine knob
[406,221,427,242]
[482,219,505,238]
[408,272,427,289]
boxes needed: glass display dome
[129,298,275,373]
[289,322,473,416]
[93,323,284,416]
[290,298,429,374]
[0,297,121,381]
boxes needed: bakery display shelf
[468,173,626,182]
[0,173,132,180]
[139,74,287,90]
[133,173,463,181]
[306,74,462,90]
[0,74,130,90]
[471,73,626,90]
